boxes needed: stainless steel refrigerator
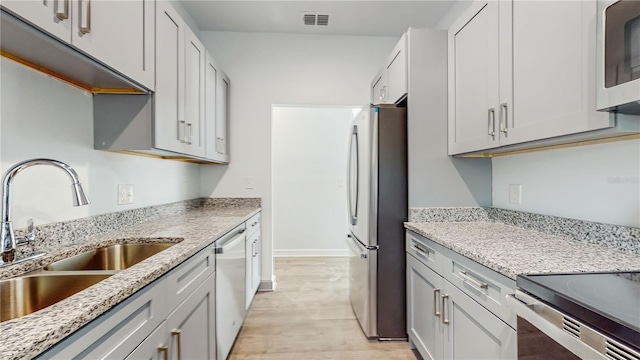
[346,104,407,340]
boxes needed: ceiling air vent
[303,14,316,26]
[317,14,329,26]
[302,13,329,26]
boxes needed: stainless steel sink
[44,243,176,271]
[0,274,112,322]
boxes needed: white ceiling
[179,1,458,37]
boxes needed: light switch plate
[509,184,522,205]
[245,176,254,189]
[118,184,134,205]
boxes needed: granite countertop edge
[0,206,261,360]
[404,221,640,281]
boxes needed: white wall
[0,59,201,228]
[272,106,355,257]
[198,31,399,285]
[493,140,640,227]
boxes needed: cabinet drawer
[406,231,443,273]
[165,243,216,311]
[246,212,261,237]
[38,280,167,360]
[442,248,516,328]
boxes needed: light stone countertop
[0,205,260,360]
[405,221,640,281]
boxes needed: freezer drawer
[346,233,377,338]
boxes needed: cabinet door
[442,281,516,360]
[448,2,500,155]
[504,0,610,145]
[154,0,185,154]
[1,0,72,43]
[184,27,206,157]
[205,52,219,161]
[385,34,408,104]
[70,0,154,90]
[406,254,444,360]
[216,71,230,160]
[251,232,261,293]
[125,322,169,360]
[371,71,386,104]
[167,273,216,360]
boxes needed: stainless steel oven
[507,272,640,360]
[597,0,640,114]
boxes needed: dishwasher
[215,224,247,360]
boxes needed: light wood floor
[228,257,419,360]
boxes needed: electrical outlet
[181,181,188,196]
[245,176,254,189]
[337,177,345,187]
[118,184,134,205]
[509,184,522,205]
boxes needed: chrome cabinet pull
[56,0,69,20]
[442,294,449,324]
[158,345,169,360]
[79,0,91,34]
[179,120,186,143]
[171,329,182,360]
[186,123,193,144]
[499,103,508,134]
[412,242,430,258]
[459,270,488,289]
[433,288,441,317]
[488,108,496,138]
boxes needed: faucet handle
[16,218,36,243]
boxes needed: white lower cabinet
[245,212,262,309]
[125,322,168,360]
[167,273,216,360]
[37,243,217,360]
[407,231,516,360]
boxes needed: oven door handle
[507,293,618,360]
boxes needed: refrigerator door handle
[346,234,367,258]
[347,125,359,226]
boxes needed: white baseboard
[273,249,350,257]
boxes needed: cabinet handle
[55,0,69,20]
[459,270,489,289]
[441,294,450,325]
[179,120,186,143]
[499,103,508,134]
[411,242,430,256]
[158,345,169,360]
[171,329,182,360]
[186,123,193,145]
[79,0,91,34]
[433,288,441,317]
[487,108,496,138]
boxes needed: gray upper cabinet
[371,33,408,105]
[154,1,205,157]
[2,0,155,90]
[183,26,206,158]
[155,0,188,155]
[205,52,231,163]
[448,1,625,156]
[94,1,231,164]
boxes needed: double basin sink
[0,242,176,323]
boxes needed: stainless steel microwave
[597,0,640,114]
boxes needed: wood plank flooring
[229,257,419,360]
